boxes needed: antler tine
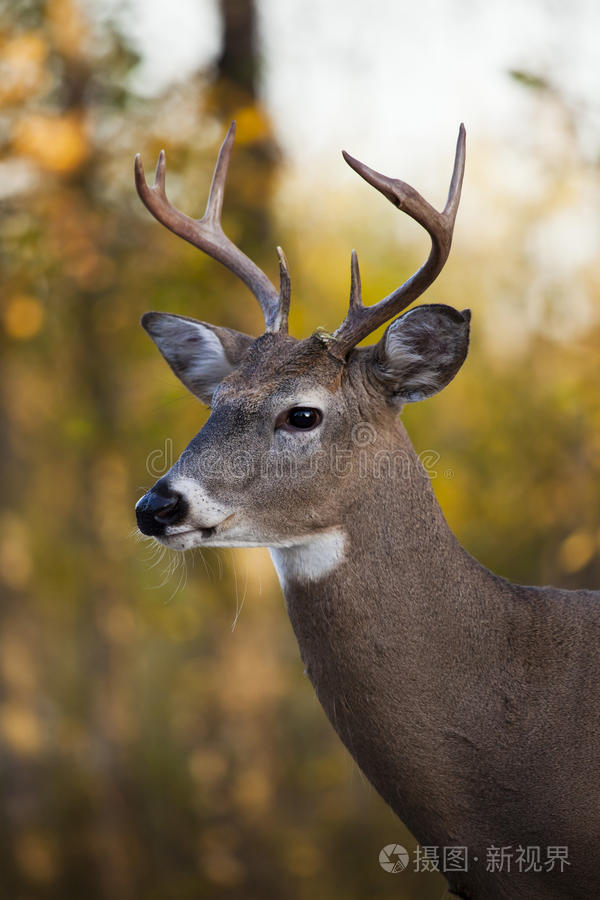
[349,249,362,309]
[331,124,466,357]
[275,246,291,334]
[134,122,285,333]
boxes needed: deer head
[135,122,470,554]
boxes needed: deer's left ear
[141,312,254,405]
[370,304,470,404]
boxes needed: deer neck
[271,416,488,619]
[269,417,500,844]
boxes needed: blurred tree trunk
[217,0,259,99]
[212,0,281,255]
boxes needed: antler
[330,124,466,358]
[135,122,290,333]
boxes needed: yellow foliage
[3,294,45,341]
[233,104,271,144]
[47,0,89,60]
[13,113,88,173]
[283,834,323,877]
[233,766,271,813]
[188,748,228,787]
[0,635,37,695]
[199,827,246,886]
[0,521,33,592]
[0,701,43,755]
[0,32,48,104]
[559,529,596,574]
[14,831,57,883]
[65,252,116,291]
[96,604,137,644]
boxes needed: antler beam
[330,124,466,357]
[135,122,288,333]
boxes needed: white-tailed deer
[134,123,600,900]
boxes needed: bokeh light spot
[3,295,45,341]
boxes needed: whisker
[155,548,182,593]
[149,544,168,570]
[230,549,239,629]
[197,547,211,579]
[230,550,247,631]
[166,552,188,604]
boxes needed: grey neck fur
[278,419,600,900]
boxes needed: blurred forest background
[1,0,599,898]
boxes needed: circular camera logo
[379,844,410,873]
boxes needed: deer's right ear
[369,304,471,405]
[141,312,254,405]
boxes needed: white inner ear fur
[150,319,234,400]
[384,312,448,401]
[176,323,233,398]
[270,528,348,587]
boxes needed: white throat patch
[270,529,347,588]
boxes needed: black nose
[136,481,187,536]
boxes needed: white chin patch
[269,528,347,587]
[156,531,199,551]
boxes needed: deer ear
[141,312,254,405]
[371,304,470,404]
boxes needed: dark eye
[278,407,322,432]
